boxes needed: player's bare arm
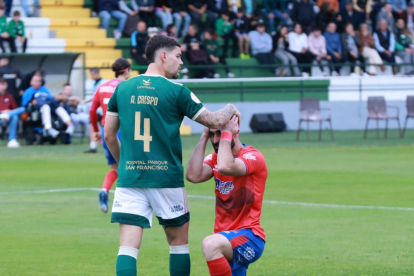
[104,115,121,163]
[217,116,247,176]
[186,127,214,183]
[195,104,241,129]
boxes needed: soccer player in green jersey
[104,35,241,276]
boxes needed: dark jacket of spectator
[234,15,249,34]
[0,64,24,104]
[207,0,229,15]
[401,9,414,30]
[136,0,155,8]
[186,0,207,9]
[170,0,187,13]
[339,6,359,31]
[131,31,149,55]
[97,0,119,13]
[373,29,395,52]
[324,31,342,54]
[272,32,289,53]
[264,0,285,12]
[317,3,338,31]
[291,0,315,33]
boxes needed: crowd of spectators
[93,0,414,77]
[0,55,102,149]
[0,1,27,53]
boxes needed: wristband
[221,131,233,142]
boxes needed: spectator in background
[324,22,343,75]
[0,78,25,148]
[0,56,24,105]
[19,69,46,93]
[317,0,339,13]
[234,8,250,59]
[244,0,253,17]
[249,21,278,75]
[155,0,173,30]
[203,29,235,78]
[0,5,14,53]
[308,26,332,75]
[401,2,414,33]
[131,21,149,66]
[352,0,372,29]
[395,18,414,75]
[341,22,366,75]
[389,0,406,20]
[208,0,230,16]
[291,0,316,34]
[20,0,40,17]
[338,0,359,31]
[187,0,218,32]
[136,0,156,27]
[22,75,74,139]
[3,0,11,17]
[288,23,313,76]
[183,24,213,78]
[374,19,396,73]
[376,3,395,32]
[90,68,105,95]
[370,0,383,31]
[317,2,338,32]
[171,0,191,37]
[262,0,290,36]
[8,11,27,53]
[98,0,128,39]
[161,23,179,41]
[358,23,385,75]
[273,25,301,77]
[216,12,238,58]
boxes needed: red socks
[206,256,232,276]
[103,170,117,191]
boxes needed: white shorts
[111,187,190,228]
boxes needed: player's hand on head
[221,115,239,135]
[203,127,211,137]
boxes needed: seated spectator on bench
[215,12,238,58]
[234,8,250,59]
[288,23,313,77]
[262,0,290,36]
[401,2,414,33]
[395,18,414,75]
[324,22,343,76]
[55,83,90,130]
[358,23,385,75]
[161,23,179,41]
[0,77,25,148]
[136,0,156,27]
[8,11,27,53]
[131,21,149,66]
[0,4,14,53]
[98,0,128,39]
[155,0,173,30]
[0,56,24,105]
[249,20,278,75]
[342,22,365,75]
[273,25,301,77]
[376,3,395,32]
[19,69,46,94]
[374,19,396,74]
[22,75,74,139]
[291,0,315,34]
[308,26,331,75]
[171,0,192,38]
[187,0,218,32]
[203,29,235,78]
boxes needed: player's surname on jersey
[130,95,159,106]
[125,160,169,171]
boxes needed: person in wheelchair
[21,74,74,140]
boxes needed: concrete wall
[183,100,411,134]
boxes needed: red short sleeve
[237,150,265,175]
[203,153,215,168]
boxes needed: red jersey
[0,92,17,111]
[204,146,268,241]
[90,79,122,132]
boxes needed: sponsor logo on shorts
[215,178,234,194]
[237,246,256,263]
[113,201,122,208]
[169,205,184,213]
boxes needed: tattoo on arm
[195,105,235,129]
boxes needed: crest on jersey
[243,152,257,161]
[143,79,151,86]
[191,92,201,103]
[215,178,234,194]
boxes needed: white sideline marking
[1,188,414,212]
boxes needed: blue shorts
[101,126,121,165]
[218,229,265,276]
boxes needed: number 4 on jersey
[134,112,152,152]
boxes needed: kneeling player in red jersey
[186,115,268,276]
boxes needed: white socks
[170,244,189,254]
[118,246,139,260]
[90,141,97,149]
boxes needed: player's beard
[213,139,235,154]
[172,71,179,79]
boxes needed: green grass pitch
[1,130,414,276]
